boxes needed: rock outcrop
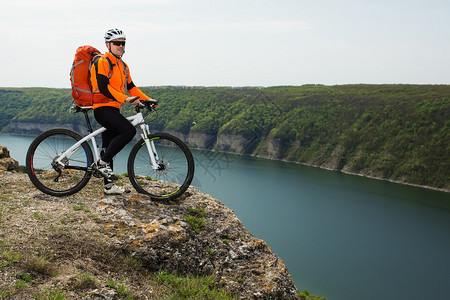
[0,145,19,171]
[97,192,299,299]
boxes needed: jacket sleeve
[128,82,151,100]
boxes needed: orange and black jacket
[90,51,150,109]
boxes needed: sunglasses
[111,41,126,46]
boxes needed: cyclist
[90,28,154,195]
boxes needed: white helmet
[104,28,126,42]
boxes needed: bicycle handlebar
[135,99,159,113]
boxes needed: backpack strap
[90,55,114,94]
[90,55,113,78]
[103,56,114,76]
[90,55,129,95]
[120,60,129,94]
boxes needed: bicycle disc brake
[155,159,170,176]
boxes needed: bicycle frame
[54,109,160,171]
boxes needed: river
[1,133,449,300]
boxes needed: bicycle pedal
[91,166,103,178]
[93,170,103,178]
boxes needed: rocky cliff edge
[0,146,299,299]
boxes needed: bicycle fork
[140,123,161,171]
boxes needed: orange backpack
[69,45,113,106]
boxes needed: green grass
[2,249,23,266]
[33,211,44,221]
[298,289,328,300]
[33,287,67,300]
[185,208,207,233]
[73,204,90,212]
[155,271,237,300]
[187,208,206,217]
[0,289,13,298]
[185,215,205,234]
[105,278,117,288]
[17,272,32,283]
[14,279,28,290]
[73,273,97,290]
[105,278,134,299]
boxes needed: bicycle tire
[26,128,94,196]
[127,133,195,200]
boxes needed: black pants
[94,106,136,164]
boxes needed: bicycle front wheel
[128,133,195,200]
[26,129,93,196]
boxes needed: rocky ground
[0,146,305,299]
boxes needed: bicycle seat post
[82,110,94,134]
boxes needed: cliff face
[0,146,299,299]
[162,130,289,157]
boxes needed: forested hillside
[0,85,449,191]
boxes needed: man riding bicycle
[90,28,154,195]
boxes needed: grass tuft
[156,271,237,300]
[26,255,57,276]
[73,273,98,290]
[33,287,67,300]
[185,208,207,233]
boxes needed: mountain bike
[25,99,194,200]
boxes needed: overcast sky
[2,0,449,88]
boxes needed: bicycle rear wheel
[26,129,93,196]
[127,133,194,200]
